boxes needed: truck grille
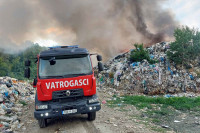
[52,89,84,99]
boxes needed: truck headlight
[36,105,48,110]
[88,98,99,104]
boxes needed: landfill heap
[97,42,200,96]
[0,77,35,132]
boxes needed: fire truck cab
[24,45,103,128]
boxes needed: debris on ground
[0,77,34,133]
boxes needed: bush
[130,44,149,62]
[130,44,157,64]
[167,26,200,66]
[149,59,159,64]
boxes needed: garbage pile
[0,77,35,132]
[97,42,200,96]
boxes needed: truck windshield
[39,55,92,79]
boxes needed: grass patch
[108,95,200,132]
[19,100,27,106]
[150,126,166,132]
[109,95,200,111]
[152,118,161,123]
[137,103,153,109]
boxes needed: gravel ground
[15,91,158,133]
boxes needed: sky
[0,0,199,55]
[162,0,200,28]
[36,0,200,47]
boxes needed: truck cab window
[39,55,92,79]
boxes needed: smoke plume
[0,0,178,58]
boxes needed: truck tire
[88,112,96,121]
[38,119,47,128]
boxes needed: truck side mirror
[97,55,102,61]
[24,67,30,78]
[25,60,31,67]
[98,62,104,71]
[33,78,37,87]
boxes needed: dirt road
[15,92,157,133]
[20,111,100,133]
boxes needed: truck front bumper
[34,96,101,119]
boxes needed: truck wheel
[38,119,47,128]
[88,112,96,121]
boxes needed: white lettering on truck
[64,81,69,87]
[46,82,51,89]
[51,82,55,89]
[60,81,64,88]
[83,79,87,85]
[46,79,89,89]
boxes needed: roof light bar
[66,45,79,48]
[48,45,79,49]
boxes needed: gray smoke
[0,0,178,57]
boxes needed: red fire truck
[24,45,103,128]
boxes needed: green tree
[0,57,9,76]
[167,26,200,66]
[0,43,46,80]
[11,56,24,80]
[23,44,46,79]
